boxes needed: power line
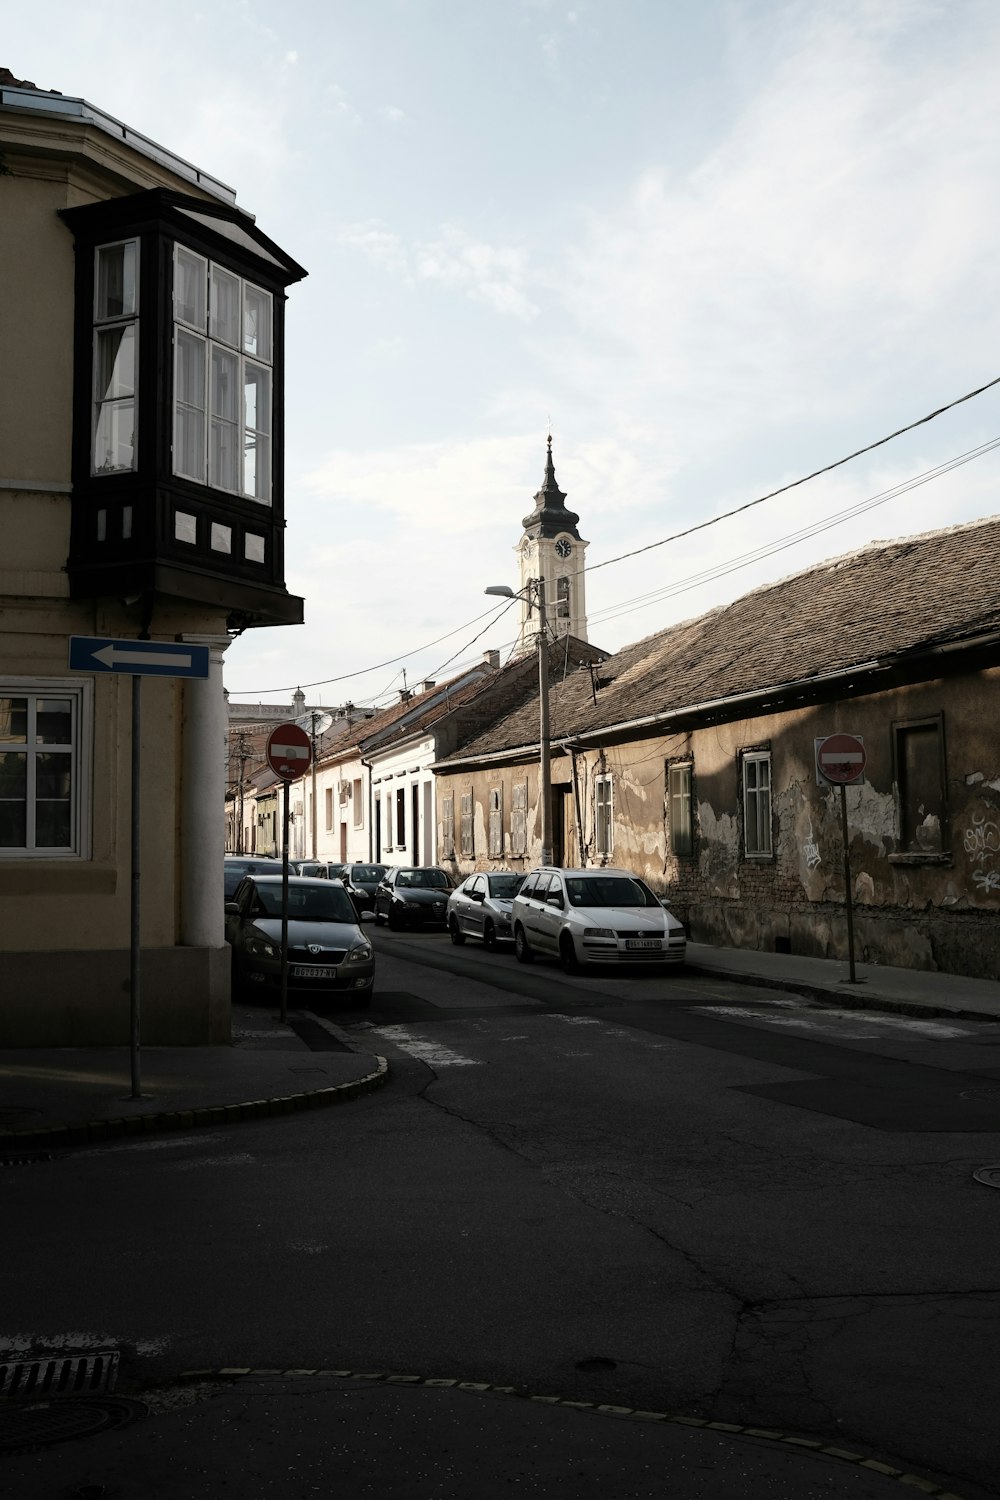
[231,374,1000,695]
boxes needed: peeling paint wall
[435,662,1000,979]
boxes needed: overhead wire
[231,373,1000,696]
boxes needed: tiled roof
[442,514,1000,762]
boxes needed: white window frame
[742,750,772,858]
[92,239,140,476]
[0,679,92,859]
[595,774,613,858]
[488,786,503,858]
[668,762,693,857]
[352,778,364,829]
[171,246,273,504]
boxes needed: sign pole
[839,783,858,984]
[129,674,142,1097]
[280,780,290,1024]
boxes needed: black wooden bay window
[61,188,307,628]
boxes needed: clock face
[555,538,572,558]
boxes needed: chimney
[482,649,500,670]
[419,680,436,694]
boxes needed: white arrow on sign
[820,750,864,766]
[91,643,198,671]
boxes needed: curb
[684,962,1000,1026]
[170,1365,972,1500]
[0,1056,389,1154]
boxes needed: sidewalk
[0,1003,386,1153]
[686,943,1000,1022]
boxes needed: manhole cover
[0,1396,146,1454]
[973,1166,1000,1189]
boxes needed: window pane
[36,701,71,745]
[36,799,71,848]
[0,799,27,848]
[176,330,206,405]
[94,399,135,473]
[174,247,206,328]
[244,285,272,361]
[96,326,135,400]
[0,699,27,743]
[210,348,239,491]
[210,267,240,347]
[244,362,270,434]
[243,433,270,503]
[97,242,136,319]
[0,750,26,797]
[36,752,71,801]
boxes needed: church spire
[521,434,581,538]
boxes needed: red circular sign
[817,733,866,785]
[266,722,312,781]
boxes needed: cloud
[339,220,539,320]
[378,104,407,124]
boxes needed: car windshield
[351,866,386,882]
[253,883,358,923]
[488,874,524,899]
[398,869,450,889]
[564,876,661,909]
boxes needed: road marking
[694,1005,972,1039]
[373,1026,482,1067]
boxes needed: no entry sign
[815,733,866,786]
[266,722,312,780]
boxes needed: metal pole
[840,783,858,983]
[280,779,290,1023]
[537,576,553,867]
[129,674,142,1098]
[310,712,318,859]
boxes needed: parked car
[373,866,453,929]
[296,861,348,881]
[223,853,282,900]
[510,867,687,973]
[225,874,374,1004]
[341,863,389,914]
[447,871,525,949]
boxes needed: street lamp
[485,577,552,866]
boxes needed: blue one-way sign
[68,636,210,679]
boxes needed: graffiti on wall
[964,810,1000,896]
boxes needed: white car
[511,867,686,973]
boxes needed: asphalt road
[3,927,999,1498]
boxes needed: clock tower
[516,436,589,652]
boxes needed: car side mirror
[547,892,564,908]
[224,901,239,915]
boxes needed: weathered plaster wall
[436,663,1000,979]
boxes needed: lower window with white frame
[0,682,90,856]
[742,749,772,858]
[595,774,613,858]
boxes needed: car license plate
[625,939,661,951]
[291,965,338,979]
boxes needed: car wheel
[482,920,497,951]
[559,932,580,974]
[449,915,466,946]
[514,925,534,964]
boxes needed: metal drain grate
[0,1350,119,1402]
[0,1394,144,1453]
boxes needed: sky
[8,0,1000,711]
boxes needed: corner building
[0,71,306,1042]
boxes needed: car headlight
[347,943,373,963]
[247,936,278,958]
[582,927,616,939]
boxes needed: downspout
[361,757,373,861]
[568,744,586,866]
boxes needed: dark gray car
[373,866,453,929]
[225,874,375,1004]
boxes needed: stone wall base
[688,901,1000,981]
[0,947,231,1046]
